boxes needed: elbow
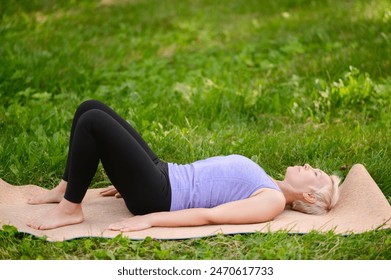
[277,192,286,212]
[271,192,286,219]
[205,208,228,225]
[204,209,218,225]
[260,191,286,222]
[194,208,216,226]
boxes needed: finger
[100,188,117,196]
[99,187,111,194]
[119,227,134,232]
[108,224,120,231]
[108,222,126,231]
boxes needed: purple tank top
[167,155,281,211]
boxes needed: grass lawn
[1,0,390,259]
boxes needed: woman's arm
[108,189,285,232]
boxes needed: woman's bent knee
[78,109,107,125]
[76,100,104,116]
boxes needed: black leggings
[62,100,171,215]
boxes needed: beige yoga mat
[1,164,390,241]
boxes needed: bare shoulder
[251,188,286,210]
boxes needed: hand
[99,186,122,198]
[108,216,152,232]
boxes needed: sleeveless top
[167,154,281,211]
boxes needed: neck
[273,179,298,205]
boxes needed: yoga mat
[1,164,390,241]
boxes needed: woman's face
[284,163,332,192]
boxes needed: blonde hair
[291,175,341,215]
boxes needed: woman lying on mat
[26,100,341,231]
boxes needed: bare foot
[27,199,84,230]
[27,180,67,204]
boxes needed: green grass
[1,0,391,259]
[1,225,390,260]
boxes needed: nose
[304,163,312,170]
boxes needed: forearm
[148,189,285,228]
[109,189,285,232]
[109,208,213,232]
[148,208,212,228]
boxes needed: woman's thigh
[71,100,159,162]
[72,109,171,214]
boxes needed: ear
[303,192,317,204]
